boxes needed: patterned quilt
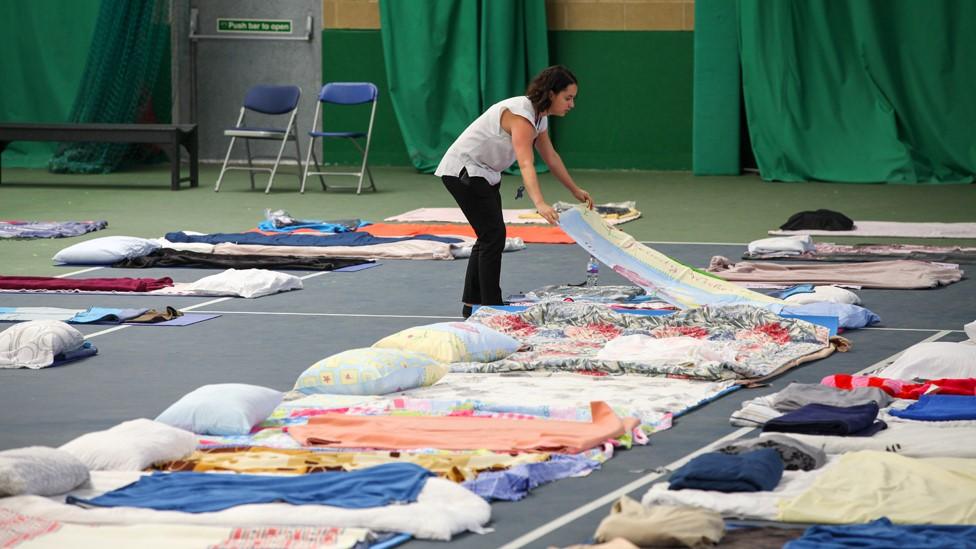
[452,302,835,381]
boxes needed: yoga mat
[122,313,221,327]
[333,262,382,273]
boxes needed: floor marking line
[637,240,746,246]
[190,310,460,320]
[498,427,755,549]
[500,331,953,548]
[84,271,342,340]
[862,327,963,333]
[56,266,104,278]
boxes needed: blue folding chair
[215,85,303,194]
[301,82,378,194]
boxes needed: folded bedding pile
[707,257,963,289]
[744,239,976,262]
[0,306,183,324]
[593,323,976,548]
[0,219,108,239]
[1,269,303,299]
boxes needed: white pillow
[784,285,861,305]
[877,342,976,380]
[0,446,90,496]
[167,269,303,298]
[155,383,283,435]
[59,419,197,470]
[966,320,976,343]
[747,235,814,254]
[0,320,84,369]
[52,236,160,265]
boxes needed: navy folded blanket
[164,231,462,247]
[668,448,784,493]
[763,402,886,437]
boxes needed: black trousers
[442,169,506,305]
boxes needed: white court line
[85,272,330,339]
[55,266,104,278]
[500,328,952,548]
[191,310,459,320]
[638,240,746,246]
[862,327,963,333]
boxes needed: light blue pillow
[155,383,283,436]
[372,321,521,363]
[52,236,160,265]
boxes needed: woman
[436,65,594,318]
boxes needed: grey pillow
[0,446,90,496]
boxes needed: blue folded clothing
[785,517,976,549]
[763,402,886,437]
[668,448,784,493]
[889,395,976,422]
[773,284,816,299]
[67,462,433,512]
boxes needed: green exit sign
[217,18,292,34]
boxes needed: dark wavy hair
[525,65,578,115]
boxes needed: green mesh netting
[49,0,170,174]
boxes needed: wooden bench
[0,123,198,190]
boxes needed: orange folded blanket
[288,401,638,454]
[362,223,575,244]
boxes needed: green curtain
[378,0,549,172]
[738,0,976,183]
[0,0,101,168]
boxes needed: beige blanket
[708,257,962,289]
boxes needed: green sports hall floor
[2,164,974,275]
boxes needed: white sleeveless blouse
[435,96,548,185]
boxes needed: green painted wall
[320,29,693,169]
[548,31,693,170]
[321,29,410,166]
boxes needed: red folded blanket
[0,276,174,292]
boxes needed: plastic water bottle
[585,256,600,287]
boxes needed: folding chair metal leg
[214,136,237,192]
[301,136,316,194]
[262,135,290,194]
[244,140,256,190]
[309,145,327,191]
[365,165,376,192]
[293,130,304,192]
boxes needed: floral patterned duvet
[452,302,835,381]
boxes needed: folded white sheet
[747,235,814,255]
[152,269,302,299]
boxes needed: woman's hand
[535,202,559,225]
[573,188,594,209]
